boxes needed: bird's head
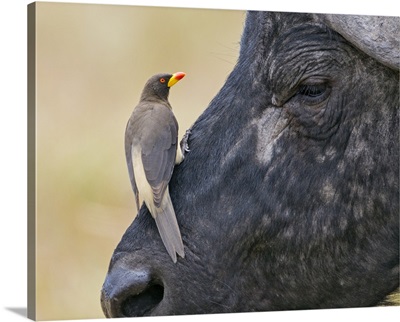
[140,72,186,102]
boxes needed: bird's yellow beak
[168,72,186,87]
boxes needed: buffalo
[101,10,399,317]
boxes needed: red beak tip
[175,72,186,80]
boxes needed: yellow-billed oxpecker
[125,72,186,263]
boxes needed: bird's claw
[180,128,192,155]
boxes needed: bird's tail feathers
[152,189,184,263]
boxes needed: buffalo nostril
[121,283,164,316]
[101,266,164,317]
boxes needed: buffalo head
[101,11,399,317]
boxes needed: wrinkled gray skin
[101,11,399,317]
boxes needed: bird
[125,72,186,263]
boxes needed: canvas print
[28,2,399,320]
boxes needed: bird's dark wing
[140,104,179,208]
[125,118,140,212]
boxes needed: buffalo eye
[295,82,331,105]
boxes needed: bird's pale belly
[132,147,154,216]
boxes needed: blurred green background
[35,2,245,320]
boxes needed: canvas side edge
[27,2,36,321]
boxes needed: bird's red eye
[160,78,166,83]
